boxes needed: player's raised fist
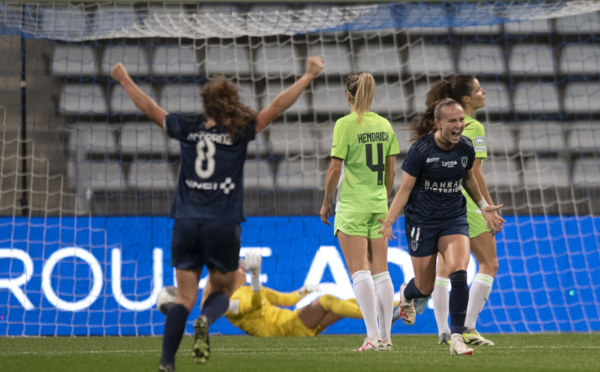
[306,56,324,77]
[110,62,128,83]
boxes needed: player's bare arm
[110,62,168,127]
[320,157,343,226]
[255,56,324,132]
[378,171,416,240]
[384,155,396,198]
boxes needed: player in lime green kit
[320,72,400,351]
[425,75,499,346]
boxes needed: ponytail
[345,72,375,123]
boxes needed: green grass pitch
[1,333,599,371]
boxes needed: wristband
[250,275,261,292]
[476,198,489,210]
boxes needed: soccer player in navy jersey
[378,98,506,356]
[111,57,323,371]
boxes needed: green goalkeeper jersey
[461,114,487,203]
[331,112,400,213]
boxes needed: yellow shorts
[465,194,492,239]
[285,310,323,337]
[334,211,387,239]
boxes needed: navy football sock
[160,303,189,366]
[449,270,469,335]
[202,291,229,326]
[403,278,427,301]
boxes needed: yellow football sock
[319,294,362,319]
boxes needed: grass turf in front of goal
[1,333,599,372]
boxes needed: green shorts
[465,194,492,239]
[334,211,387,239]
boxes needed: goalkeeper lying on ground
[202,252,399,338]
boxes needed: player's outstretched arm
[255,56,323,132]
[378,171,416,240]
[243,251,263,308]
[111,63,168,127]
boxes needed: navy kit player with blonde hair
[426,76,499,346]
[111,57,323,371]
[320,72,400,352]
[378,98,506,356]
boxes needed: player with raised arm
[425,76,499,346]
[320,73,400,351]
[111,57,323,372]
[200,252,401,337]
[378,98,506,356]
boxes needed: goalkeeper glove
[243,251,262,291]
[298,284,320,298]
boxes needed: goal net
[0,1,599,336]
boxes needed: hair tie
[345,85,355,99]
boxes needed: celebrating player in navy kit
[378,98,505,356]
[111,57,323,371]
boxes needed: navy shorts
[405,217,469,257]
[171,218,241,273]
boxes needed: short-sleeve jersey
[461,114,487,203]
[165,114,255,222]
[225,286,304,337]
[401,134,475,228]
[331,112,400,213]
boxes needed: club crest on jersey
[461,156,468,168]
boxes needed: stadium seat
[71,161,124,191]
[555,13,600,34]
[205,43,252,77]
[128,161,175,190]
[513,82,560,114]
[269,123,318,158]
[275,158,324,190]
[247,129,270,158]
[59,84,107,115]
[457,45,505,75]
[356,43,402,75]
[572,158,600,186]
[237,82,259,112]
[413,81,431,113]
[119,123,168,156]
[312,81,351,114]
[264,82,309,114]
[563,81,600,113]
[41,8,90,39]
[93,6,139,36]
[70,124,118,156]
[509,44,556,74]
[244,159,275,190]
[51,44,97,76]
[484,123,517,154]
[404,4,450,35]
[406,44,453,76]
[566,122,600,152]
[391,123,414,155]
[372,83,413,117]
[100,45,150,76]
[480,82,511,113]
[151,45,198,76]
[307,43,353,76]
[559,44,600,75]
[522,156,570,188]
[482,156,523,189]
[254,43,303,79]
[517,122,566,155]
[160,84,203,114]
[452,24,501,34]
[504,19,552,34]
[315,124,335,157]
[110,84,156,115]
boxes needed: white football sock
[432,276,451,335]
[352,270,380,340]
[372,271,394,341]
[465,273,494,330]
